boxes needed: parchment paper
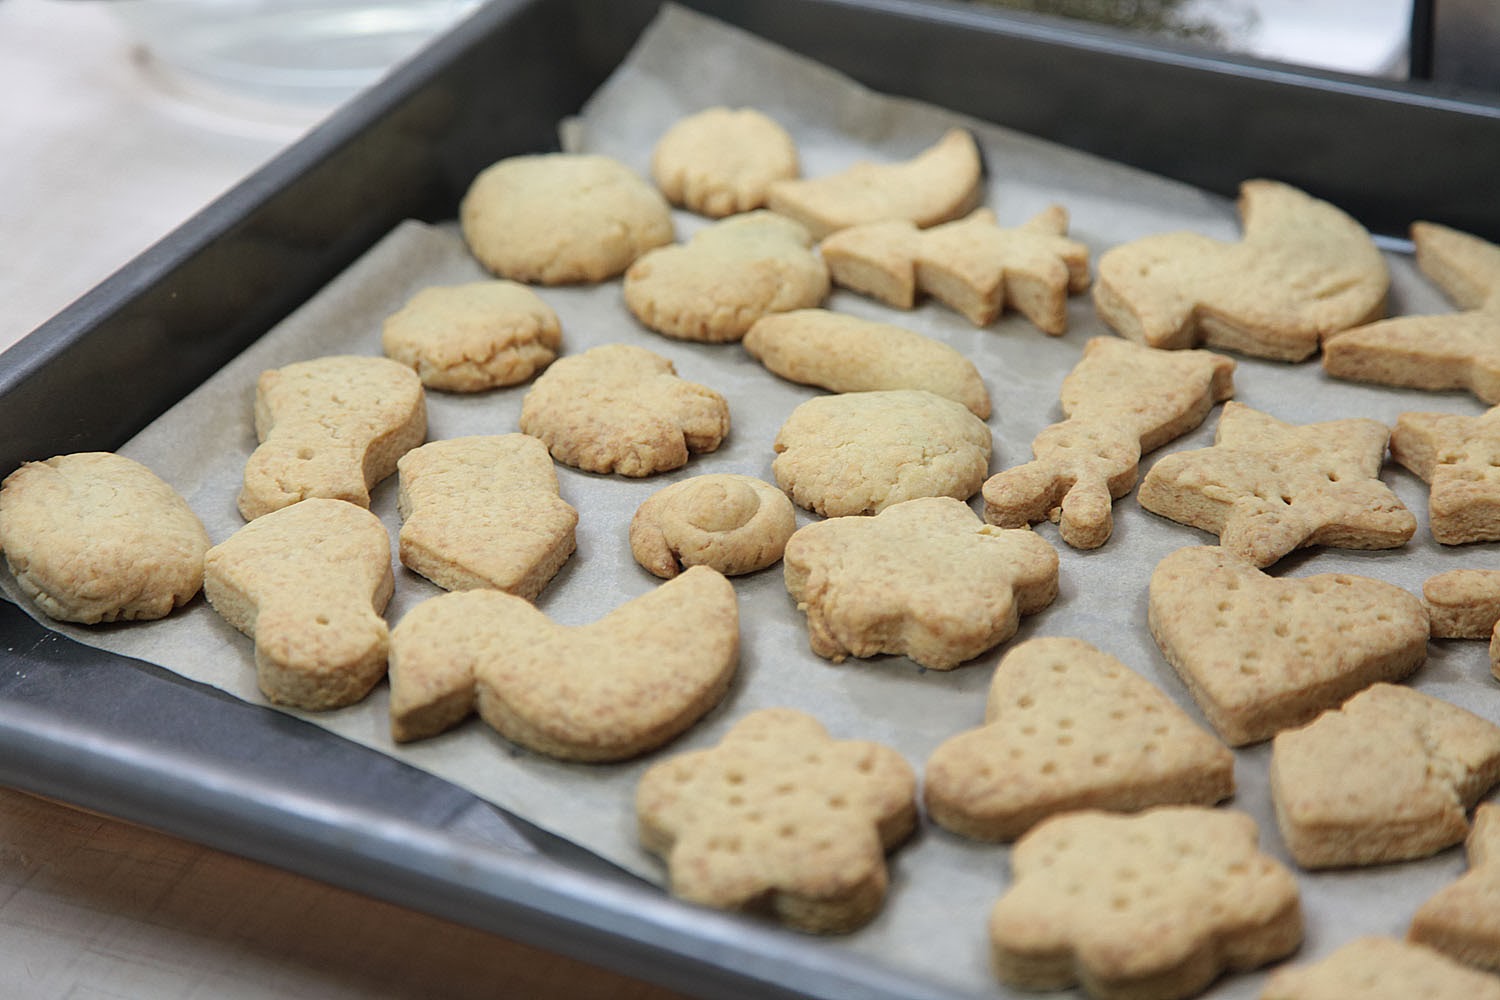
[5,6,1496,997]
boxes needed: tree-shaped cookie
[1411,803,1500,973]
[984,337,1235,548]
[1424,568,1500,679]
[1270,684,1500,869]
[387,565,738,760]
[518,343,730,477]
[635,707,917,933]
[1094,179,1388,361]
[396,434,577,599]
[1324,222,1500,403]
[1263,936,1500,1000]
[989,806,1302,999]
[1390,405,1500,545]
[1149,546,1428,746]
[1138,401,1416,566]
[925,637,1234,842]
[820,205,1091,333]
[782,496,1059,670]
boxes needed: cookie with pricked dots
[629,474,796,579]
[1389,405,1500,545]
[635,707,917,934]
[380,280,561,392]
[650,106,799,218]
[1410,803,1500,974]
[1262,937,1500,1000]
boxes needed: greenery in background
[971,0,1255,46]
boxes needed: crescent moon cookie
[0,452,210,625]
[650,106,799,218]
[629,474,796,579]
[380,280,561,392]
[1094,179,1388,361]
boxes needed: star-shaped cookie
[1411,802,1500,973]
[1390,405,1500,544]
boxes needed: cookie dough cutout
[239,355,427,521]
[1424,568,1500,679]
[380,280,561,392]
[1411,804,1500,973]
[396,435,577,599]
[1270,683,1500,869]
[925,637,1234,842]
[1094,179,1388,361]
[1149,546,1428,746]
[623,211,829,343]
[743,309,990,418]
[766,128,983,240]
[1324,222,1500,403]
[459,153,673,284]
[1138,401,1415,567]
[783,497,1059,671]
[1263,937,1500,1000]
[989,807,1301,1000]
[518,344,730,477]
[0,452,210,624]
[1390,406,1500,545]
[650,107,799,218]
[630,474,795,579]
[772,389,991,518]
[984,337,1234,549]
[821,206,1091,333]
[636,707,917,934]
[388,565,738,759]
[204,498,394,711]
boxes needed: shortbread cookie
[1390,406,1500,545]
[623,211,829,342]
[1424,569,1500,678]
[743,309,990,417]
[766,128,983,239]
[650,107,799,217]
[984,337,1235,548]
[388,565,737,758]
[630,474,795,579]
[1262,937,1500,1000]
[396,435,577,598]
[380,280,561,392]
[1323,222,1500,403]
[925,637,1234,842]
[772,389,991,517]
[518,343,730,477]
[1269,683,1500,868]
[239,355,426,521]
[1094,179,1388,360]
[783,496,1058,670]
[459,153,673,284]
[1410,803,1500,972]
[989,807,1302,999]
[1148,546,1428,746]
[1138,401,1415,566]
[204,498,393,711]
[0,452,209,624]
[636,707,917,934]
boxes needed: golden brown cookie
[1424,568,1500,679]
[380,280,561,392]
[629,474,795,579]
[1389,406,1500,545]
[650,107,799,217]
[1263,937,1500,1000]
[1410,803,1500,973]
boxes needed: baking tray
[4,2,1500,998]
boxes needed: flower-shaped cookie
[1390,405,1500,545]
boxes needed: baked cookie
[1424,568,1500,678]
[766,128,983,239]
[1094,179,1388,361]
[637,708,916,934]
[459,153,673,284]
[387,565,738,759]
[1263,937,1500,1000]
[924,637,1234,842]
[771,389,991,517]
[396,434,577,599]
[983,337,1235,548]
[518,343,730,477]
[1390,406,1500,545]
[1410,803,1500,973]
[0,452,209,624]
[1269,683,1500,869]
[1137,401,1415,567]
[239,354,427,521]
[629,474,795,579]
[742,308,990,418]
[204,498,393,711]
[623,211,829,343]
[989,807,1302,1000]
[650,107,799,217]
[1148,546,1428,746]
[380,280,561,392]
[783,496,1058,670]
